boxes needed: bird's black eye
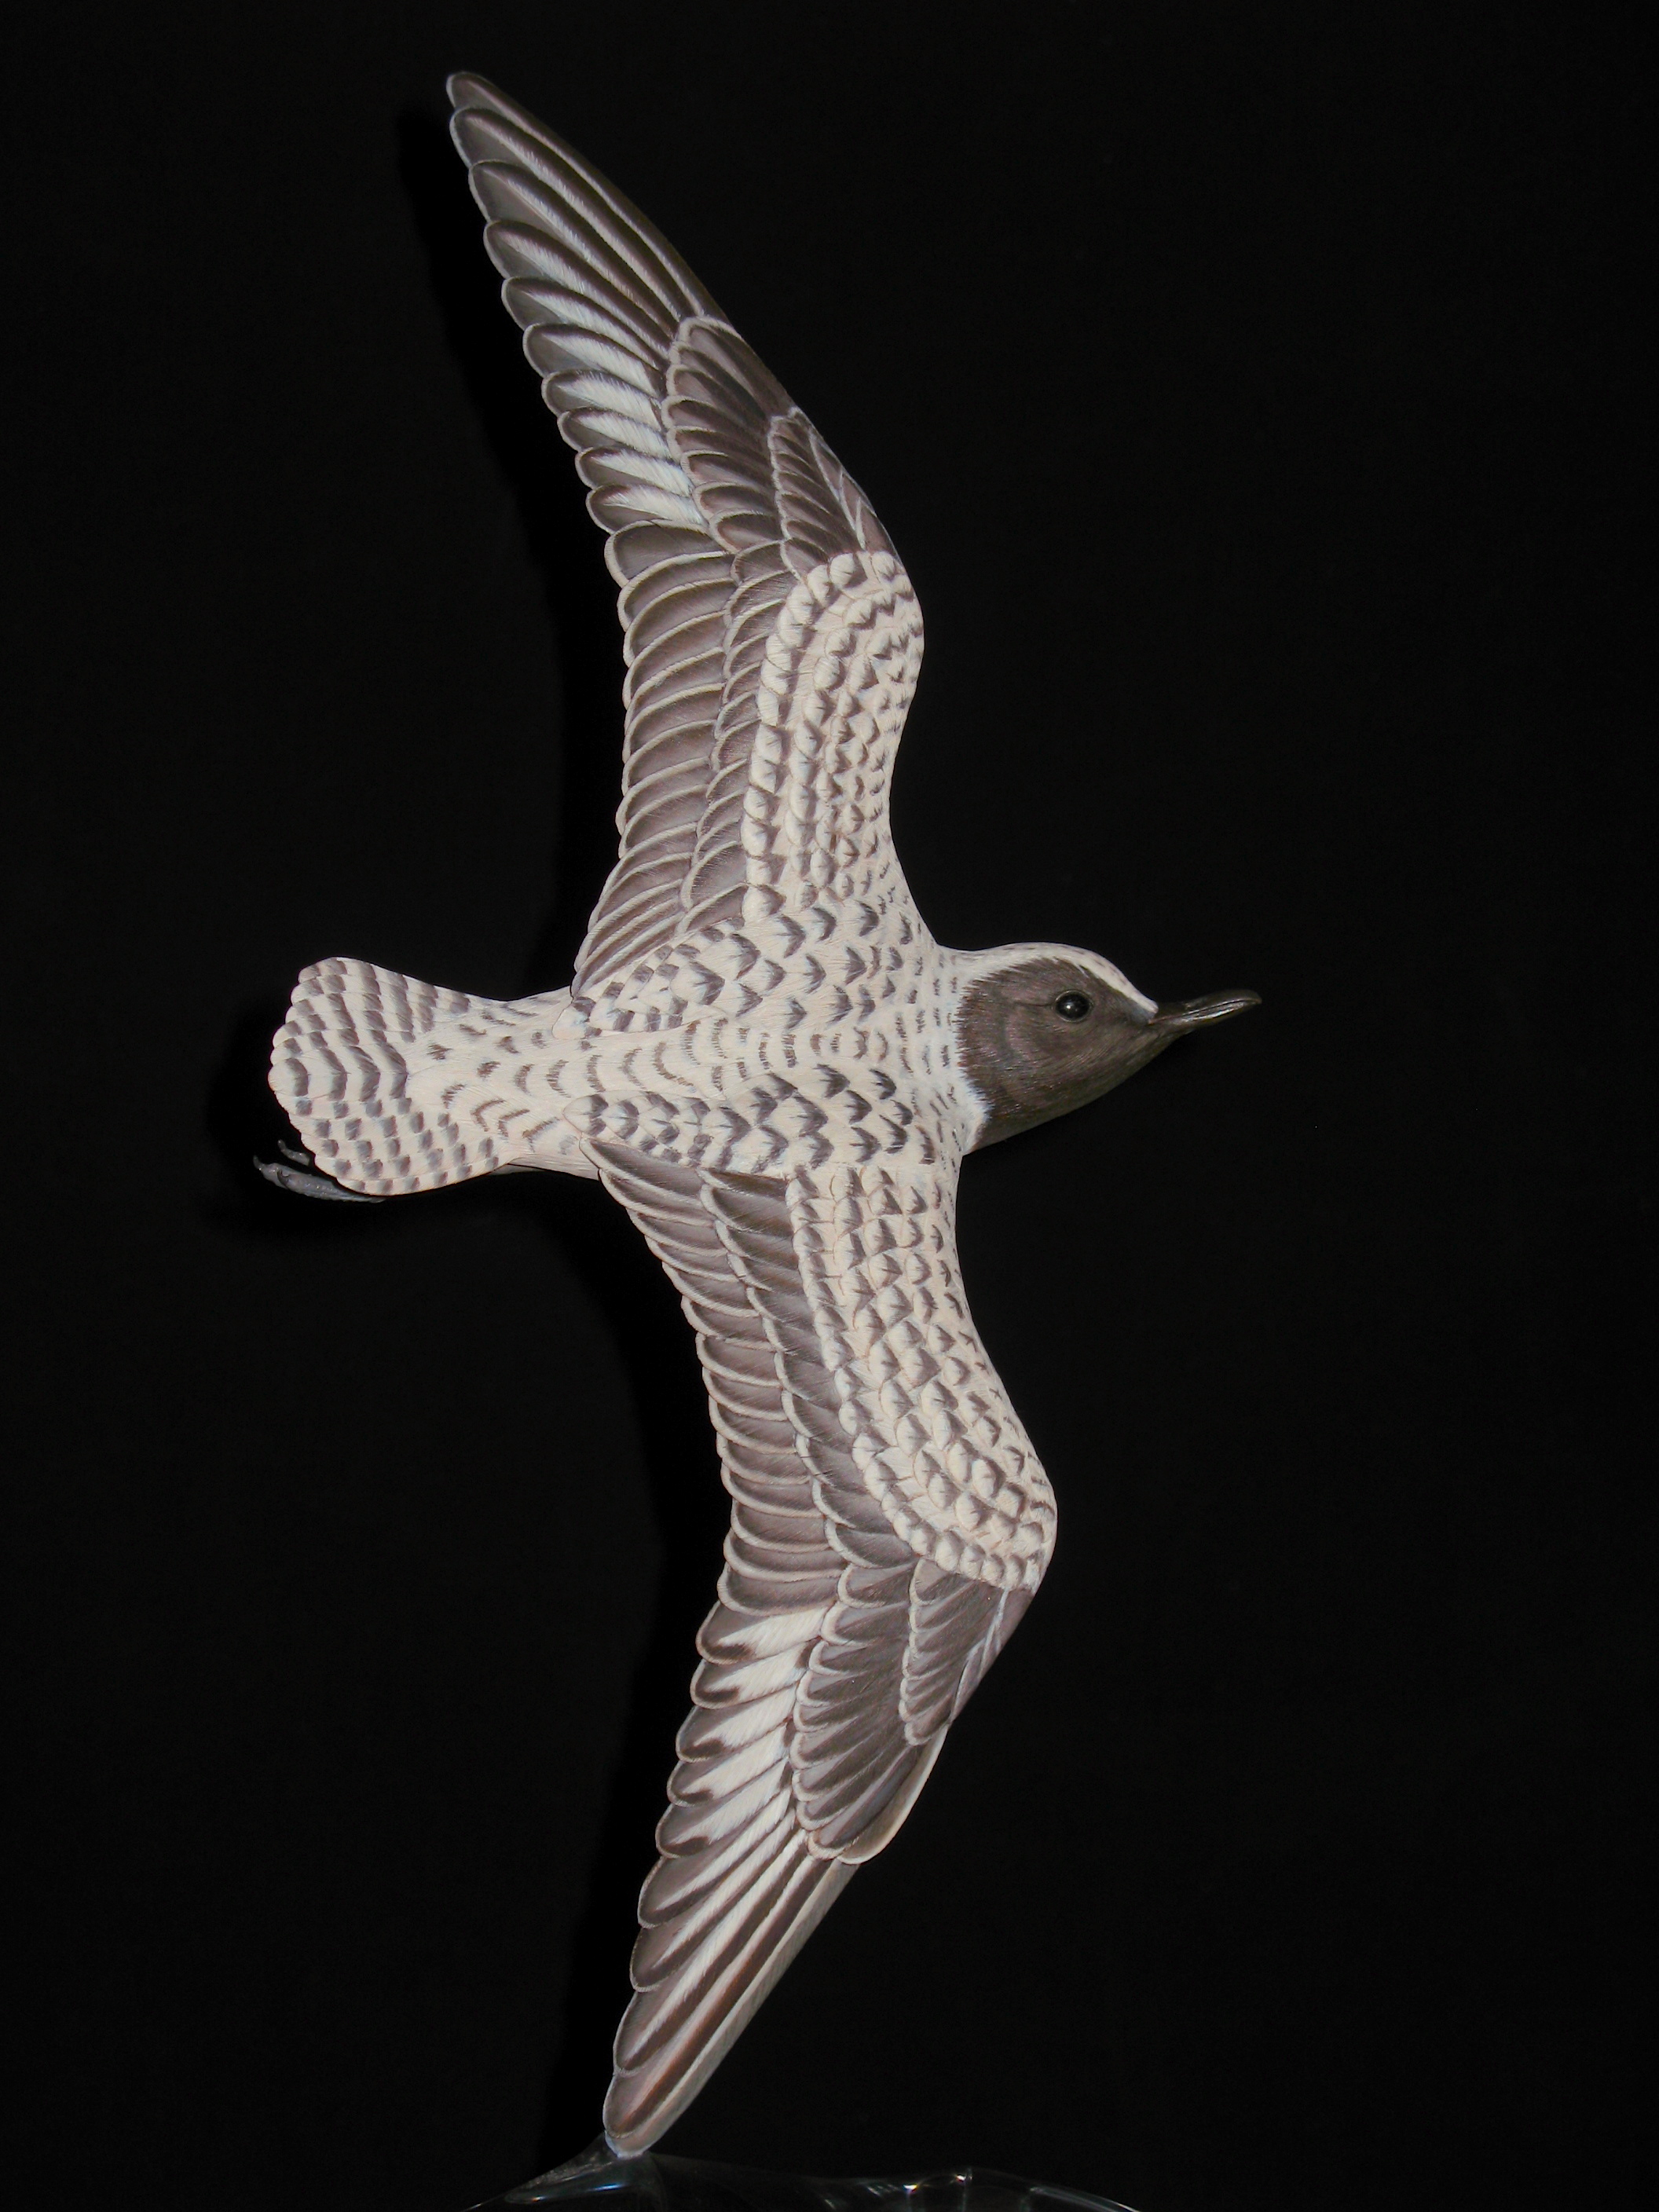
[1054,991,1092,1021]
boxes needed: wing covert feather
[442,72,1036,2159]
[586,1143,1042,2151]
[447,76,924,1002]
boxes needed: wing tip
[601,1855,855,2152]
[445,71,500,167]
[446,71,560,172]
[446,69,502,114]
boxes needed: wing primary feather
[448,72,928,997]
[438,77,1040,2147]
[449,75,718,324]
[577,1147,1051,2148]
[603,1856,853,2155]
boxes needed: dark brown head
[954,943,1258,1151]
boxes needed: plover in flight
[262,73,1258,2155]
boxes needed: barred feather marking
[445,76,925,1004]
[265,90,1186,2162]
[588,1144,1048,2151]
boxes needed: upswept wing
[588,1143,1053,2152]
[448,76,925,1002]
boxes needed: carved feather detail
[269,71,1250,2160]
[590,1145,1038,2149]
[449,75,922,1005]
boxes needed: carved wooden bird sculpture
[262,73,1258,2155]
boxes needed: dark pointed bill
[1150,990,1262,1033]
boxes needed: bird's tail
[269,956,584,1196]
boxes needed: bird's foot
[255,1142,383,1203]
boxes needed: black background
[9,5,1650,2209]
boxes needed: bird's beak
[1149,989,1262,1033]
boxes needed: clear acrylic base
[466,2141,1136,2212]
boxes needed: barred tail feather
[269,956,585,1195]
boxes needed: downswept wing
[589,1143,1054,2152]
[447,76,925,1002]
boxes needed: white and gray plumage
[262,74,1258,2155]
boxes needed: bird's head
[954,943,1259,1150]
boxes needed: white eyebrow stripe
[1086,958,1157,1016]
[949,941,1159,1017]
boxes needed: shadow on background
[196,101,738,2170]
[396,104,624,995]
